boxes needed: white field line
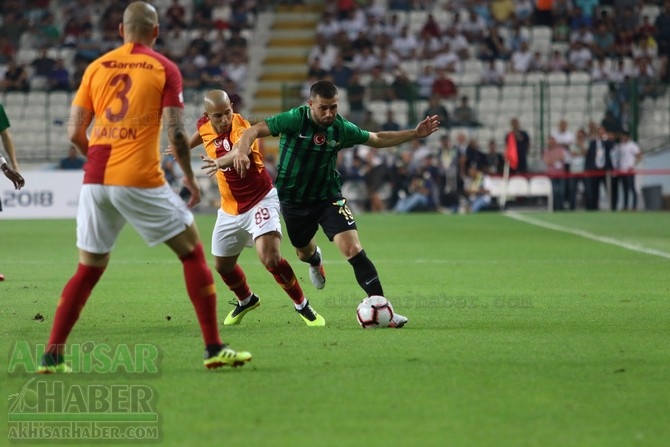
[505,211,670,260]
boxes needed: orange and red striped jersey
[196,113,273,215]
[73,42,183,187]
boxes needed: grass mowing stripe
[505,211,670,260]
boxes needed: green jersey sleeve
[340,117,369,147]
[265,107,304,137]
[0,104,10,133]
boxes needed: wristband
[0,154,7,167]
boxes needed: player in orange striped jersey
[39,2,251,373]
[187,90,325,326]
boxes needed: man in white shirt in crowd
[613,131,643,210]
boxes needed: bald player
[39,2,251,373]
[179,90,325,326]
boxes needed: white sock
[294,298,307,310]
[238,293,253,307]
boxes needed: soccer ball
[356,295,394,329]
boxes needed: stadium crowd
[0,0,666,212]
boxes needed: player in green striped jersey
[230,80,439,327]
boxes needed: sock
[219,264,252,301]
[306,247,321,267]
[46,263,105,356]
[348,250,384,297]
[267,258,305,305]
[180,243,221,347]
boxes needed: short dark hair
[310,80,338,99]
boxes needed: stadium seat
[507,176,529,196]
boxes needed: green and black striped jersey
[265,105,369,204]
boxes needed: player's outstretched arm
[365,115,440,148]
[165,130,203,156]
[233,121,272,177]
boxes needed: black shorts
[281,197,357,248]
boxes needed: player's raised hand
[200,154,220,177]
[181,175,201,208]
[2,165,25,190]
[415,115,440,138]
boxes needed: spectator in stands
[547,49,569,73]
[316,11,341,40]
[552,16,571,43]
[200,53,226,89]
[333,29,355,63]
[485,139,505,175]
[381,109,402,131]
[47,58,71,92]
[479,26,509,61]
[419,13,441,39]
[567,41,593,72]
[308,34,337,72]
[431,70,458,100]
[508,118,530,174]
[491,0,515,25]
[360,110,381,133]
[417,29,442,60]
[612,130,642,211]
[590,58,612,83]
[31,48,56,89]
[592,22,616,59]
[225,53,248,92]
[389,70,416,101]
[480,59,505,86]
[464,138,486,171]
[391,25,418,60]
[570,24,594,47]
[533,0,554,27]
[463,164,493,213]
[515,0,534,26]
[307,57,329,79]
[460,9,488,42]
[392,161,438,213]
[74,24,102,63]
[433,41,461,73]
[452,96,481,128]
[360,145,389,212]
[346,71,367,125]
[528,51,547,72]
[507,25,527,53]
[352,46,379,73]
[1,59,30,93]
[416,64,437,99]
[164,27,191,62]
[376,46,400,72]
[58,146,85,170]
[328,54,353,88]
[510,40,533,73]
[567,128,588,210]
[584,126,615,210]
[166,0,187,29]
[543,136,568,210]
[654,1,670,57]
[367,66,391,101]
[423,96,450,129]
[443,26,471,60]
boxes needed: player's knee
[261,253,282,270]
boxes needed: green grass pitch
[1,212,669,446]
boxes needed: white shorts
[77,184,194,253]
[211,188,282,257]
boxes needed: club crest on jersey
[214,138,231,152]
[313,133,326,145]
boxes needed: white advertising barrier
[0,171,83,219]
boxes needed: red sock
[219,264,252,301]
[268,258,305,305]
[180,243,221,346]
[46,263,105,355]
